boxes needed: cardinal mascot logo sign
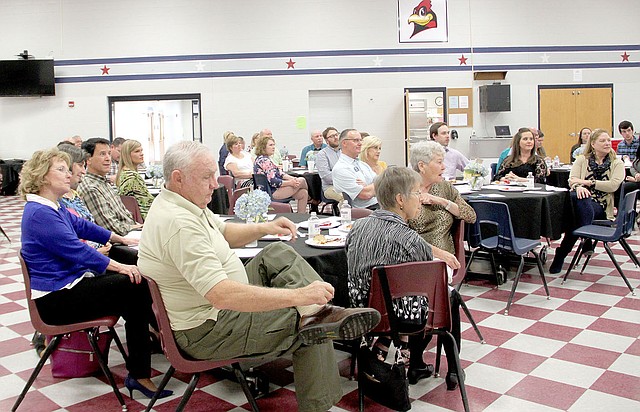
[398,0,448,43]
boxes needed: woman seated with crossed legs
[549,129,625,273]
[19,148,172,400]
[254,135,309,213]
[346,167,464,390]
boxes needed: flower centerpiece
[147,164,164,188]
[464,160,489,190]
[234,189,271,223]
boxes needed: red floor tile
[501,304,552,321]
[556,300,610,317]
[532,285,581,300]
[585,283,635,296]
[522,321,582,341]
[625,339,640,356]
[586,317,640,338]
[422,383,500,412]
[477,347,547,374]
[552,343,621,369]
[505,375,586,410]
[0,391,62,412]
[590,371,640,401]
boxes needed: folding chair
[229,186,250,215]
[562,189,638,295]
[13,253,129,412]
[142,275,261,412]
[359,261,469,412]
[467,200,550,315]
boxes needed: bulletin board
[446,88,473,127]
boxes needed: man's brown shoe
[298,305,381,345]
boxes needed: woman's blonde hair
[359,135,382,163]
[584,128,617,161]
[254,135,275,157]
[18,148,70,199]
[117,139,142,185]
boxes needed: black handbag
[357,340,411,411]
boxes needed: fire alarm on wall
[68,101,75,108]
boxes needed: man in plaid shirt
[615,120,638,161]
[78,137,143,236]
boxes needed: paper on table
[467,193,506,198]
[454,184,472,195]
[216,215,234,221]
[124,230,142,240]
[232,248,263,258]
[545,185,568,192]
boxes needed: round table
[463,184,573,240]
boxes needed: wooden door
[540,86,612,163]
[540,89,576,163]
[575,88,612,135]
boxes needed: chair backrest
[616,189,639,237]
[469,200,521,253]
[230,187,251,215]
[450,220,466,287]
[369,261,450,339]
[253,173,274,198]
[286,154,296,161]
[490,163,498,180]
[351,207,373,219]
[217,175,234,197]
[269,201,293,213]
[120,195,144,223]
[342,192,354,207]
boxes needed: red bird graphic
[408,0,438,38]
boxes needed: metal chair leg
[87,328,128,411]
[532,250,550,299]
[144,366,176,412]
[562,239,585,284]
[176,373,201,412]
[443,331,469,412]
[505,257,525,315]
[602,243,636,295]
[233,363,260,412]
[12,336,61,411]
[459,297,485,343]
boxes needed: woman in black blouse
[495,127,548,183]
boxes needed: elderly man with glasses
[331,128,379,209]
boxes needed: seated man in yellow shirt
[138,141,380,412]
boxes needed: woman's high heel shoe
[124,375,173,400]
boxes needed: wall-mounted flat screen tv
[0,59,55,96]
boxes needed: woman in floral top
[253,135,308,213]
[117,139,154,219]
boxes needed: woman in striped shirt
[346,167,463,389]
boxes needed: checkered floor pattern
[0,195,638,411]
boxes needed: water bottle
[553,155,560,168]
[340,201,352,225]
[280,145,289,158]
[308,212,320,237]
[526,172,535,189]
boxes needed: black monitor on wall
[0,59,55,96]
[479,84,510,112]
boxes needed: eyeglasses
[344,138,363,143]
[53,166,70,174]
[327,133,339,139]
